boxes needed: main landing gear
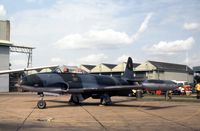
[100,94,112,105]
[69,95,80,105]
[37,93,46,109]
[165,90,173,101]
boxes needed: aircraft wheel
[100,94,112,105]
[37,100,46,109]
[69,95,80,105]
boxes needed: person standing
[195,82,200,99]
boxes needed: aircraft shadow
[110,104,179,110]
[46,98,137,105]
[45,99,180,110]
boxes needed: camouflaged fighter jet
[18,57,177,109]
[0,57,177,109]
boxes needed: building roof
[0,40,35,49]
[133,63,140,68]
[0,40,13,46]
[102,63,117,69]
[193,66,200,73]
[148,61,193,73]
[11,45,35,49]
[81,65,96,70]
[123,62,140,68]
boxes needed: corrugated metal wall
[0,20,10,92]
[0,46,9,92]
[135,62,194,83]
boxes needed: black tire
[136,90,142,98]
[37,100,46,109]
[69,95,80,105]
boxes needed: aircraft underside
[37,89,133,109]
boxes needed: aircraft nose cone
[20,76,30,88]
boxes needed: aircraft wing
[0,65,59,74]
[68,85,143,93]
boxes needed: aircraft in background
[16,57,177,109]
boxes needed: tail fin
[122,57,133,80]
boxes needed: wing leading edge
[0,65,59,74]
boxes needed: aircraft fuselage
[21,72,133,97]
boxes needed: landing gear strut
[165,90,172,100]
[37,93,46,109]
[100,94,112,105]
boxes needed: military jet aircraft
[17,57,177,109]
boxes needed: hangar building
[80,60,194,83]
[91,63,117,75]
[79,65,95,73]
[80,62,140,77]
[0,20,35,92]
[135,61,193,83]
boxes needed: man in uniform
[195,82,200,99]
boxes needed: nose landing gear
[37,93,46,109]
[37,99,46,109]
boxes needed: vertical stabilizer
[122,57,133,80]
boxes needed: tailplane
[122,57,133,80]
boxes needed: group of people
[195,82,200,99]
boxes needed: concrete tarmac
[0,93,200,131]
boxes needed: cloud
[50,57,77,66]
[10,1,154,67]
[183,22,200,31]
[0,4,6,18]
[79,54,108,64]
[117,55,130,63]
[50,57,67,65]
[25,0,36,2]
[55,13,153,49]
[11,0,126,45]
[25,0,44,4]
[132,13,153,42]
[145,37,195,54]
[55,29,131,49]
[51,57,63,63]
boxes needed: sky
[0,0,200,68]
